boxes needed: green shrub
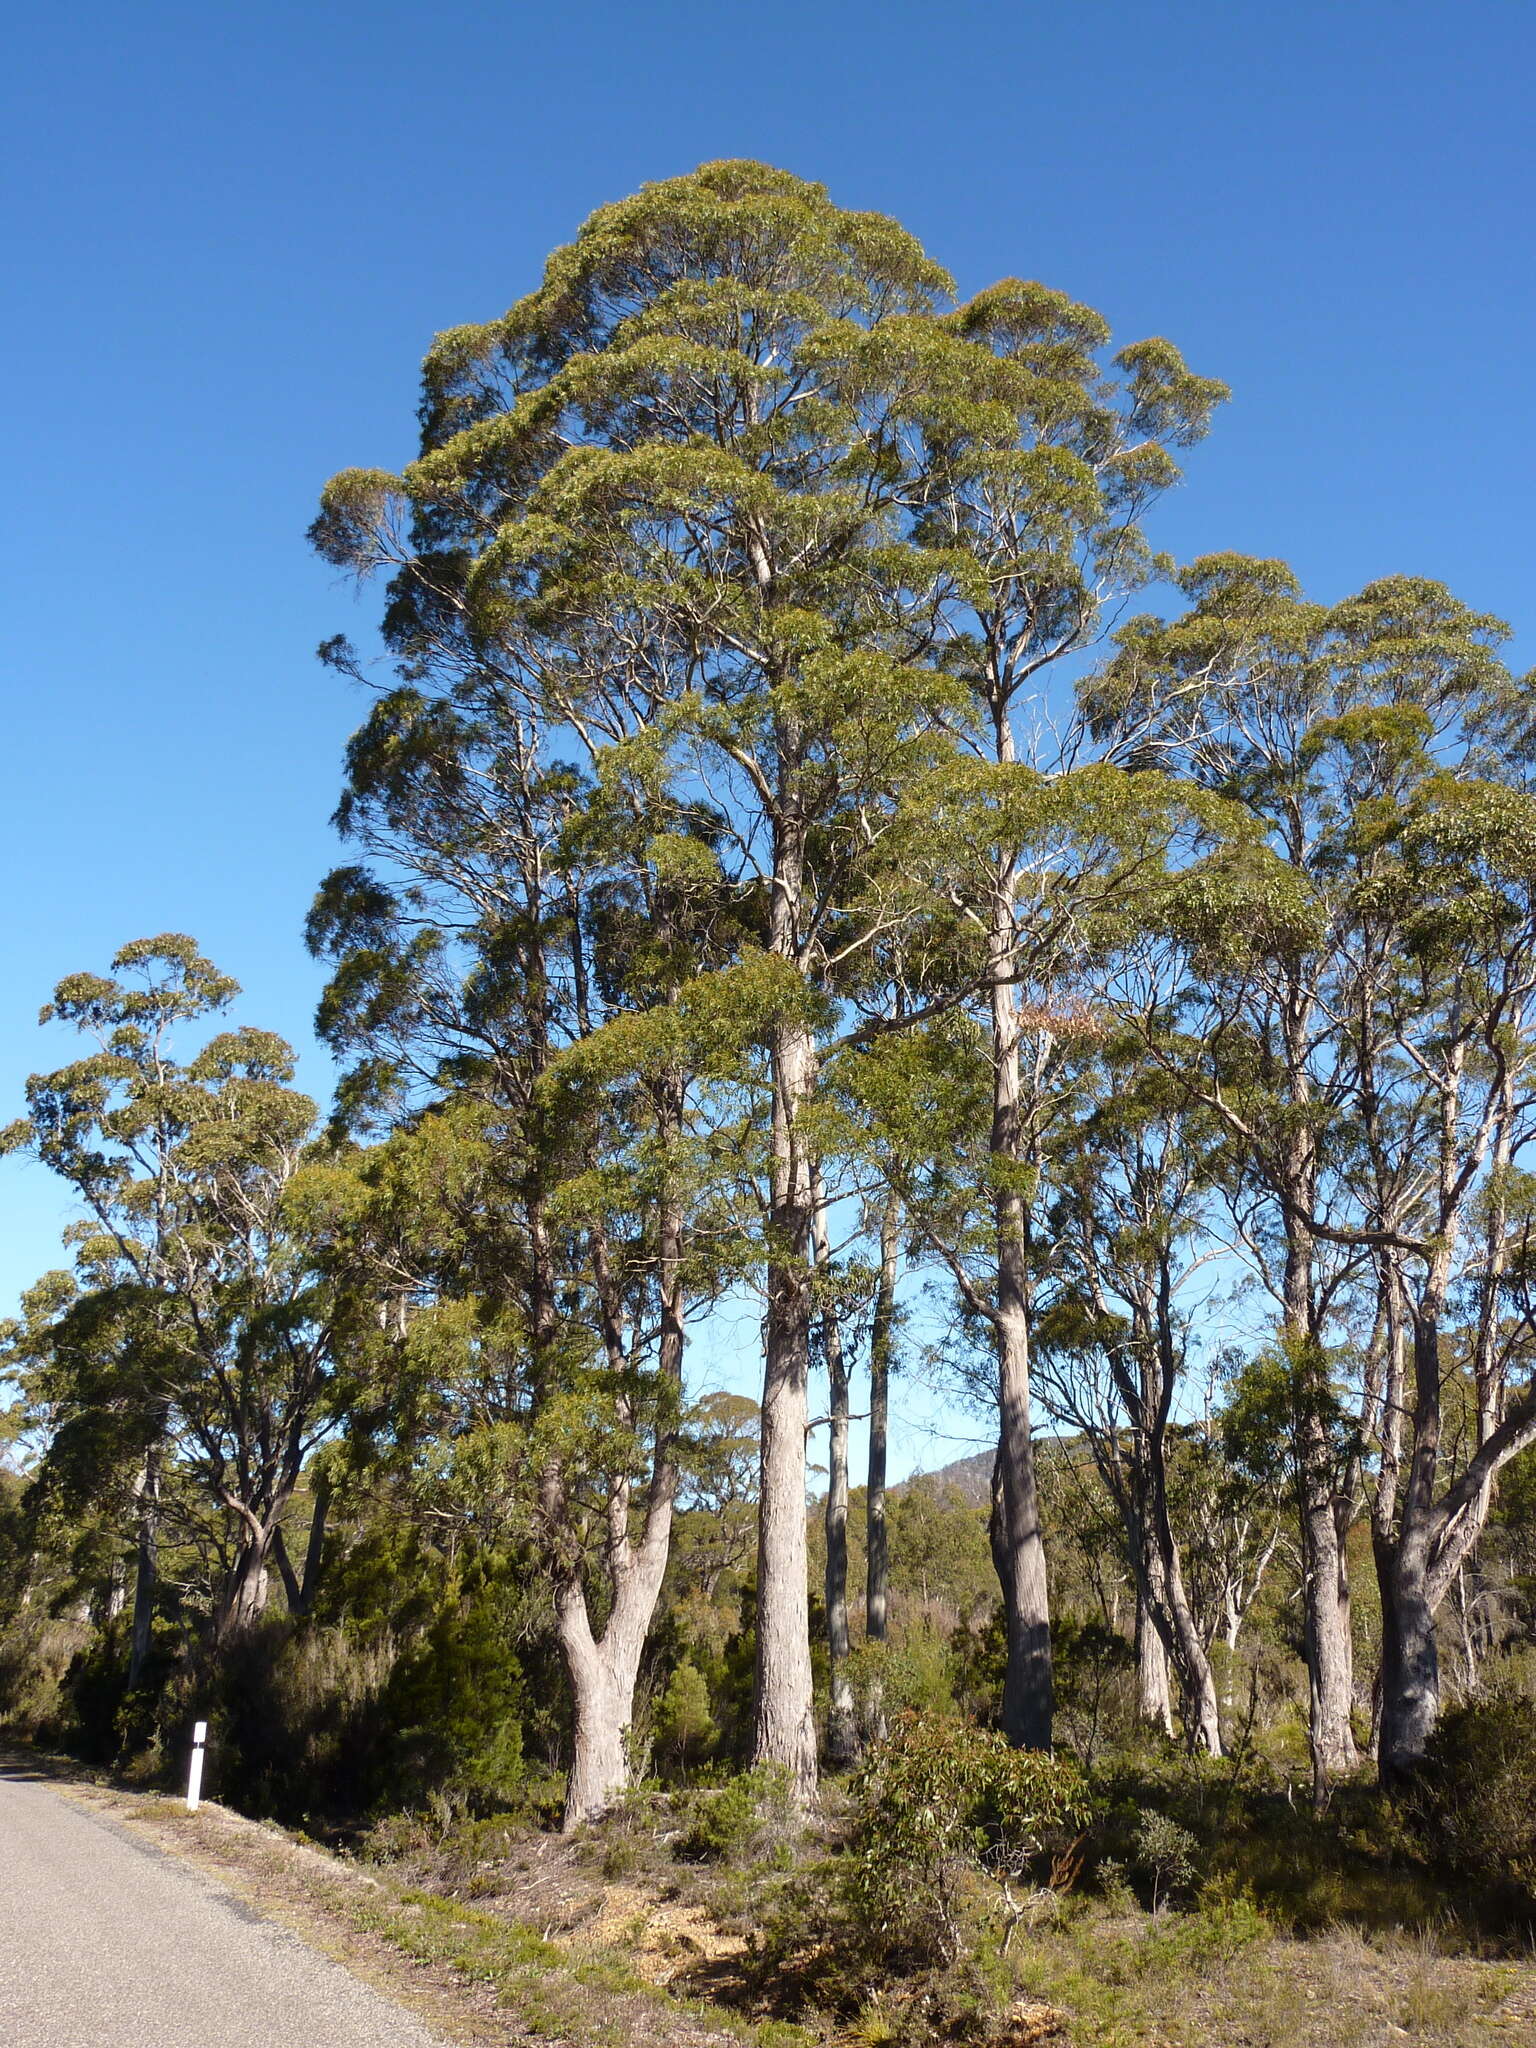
[675,1763,798,1864]
[1133,1810,1200,1911]
[0,1610,89,1738]
[1408,1693,1536,1906]
[1181,1874,1269,1960]
[847,1715,1093,1965]
[653,1661,716,1779]
[847,1621,959,1733]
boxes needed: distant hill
[890,1434,1093,1509]
[893,1450,992,1508]
[816,1438,1090,1513]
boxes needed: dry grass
[1006,1909,1536,2047]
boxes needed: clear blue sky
[4,1,1533,1466]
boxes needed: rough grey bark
[212,1441,307,1641]
[1157,1512,1223,1756]
[1298,1412,1357,1791]
[866,1207,896,1641]
[863,1201,896,1743]
[1279,1094,1358,1795]
[1135,1573,1174,1735]
[216,1539,273,1640]
[1376,1257,1451,1781]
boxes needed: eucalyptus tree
[1,937,360,1643]
[1087,559,1536,1778]
[313,163,952,1789]
[844,761,1235,1748]
[302,636,747,1824]
[810,1168,859,1763]
[1035,1038,1227,1754]
[1,1267,168,1680]
[312,160,1228,1777]
[885,296,1225,1748]
[1341,769,1536,1774]
[865,1188,901,1728]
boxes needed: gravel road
[0,1759,446,2047]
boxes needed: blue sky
[4,0,1533,1471]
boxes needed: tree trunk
[1377,1294,1446,1780]
[1163,1535,1223,1756]
[1141,1263,1222,1756]
[813,1180,856,1767]
[1280,1165,1357,1794]
[553,1472,677,1831]
[566,1659,631,1828]
[1142,1433,1222,1755]
[994,1290,1052,1747]
[1377,1541,1439,1782]
[989,955,1052,1750]
[1300,1449,1357,1789]
[216,1538,272,1640]
[864,1199,896,1742]
[753,772,819,1792]
[557,1552,667,1828]
[1135,1573,1174,1736]
[300,1473,330,1611]
[127,1447,159,1687]
[271,1527,304,1615]
[557,1112,687,1831]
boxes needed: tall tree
[303,662,736,1824]
[315,161,948,1790]
[312,161,1223,1776]
[1036,1039,1227,1754]
[811,1168,858,1764]
[864,1190,900,1738]
[1,938,358,1641]
[1087,559,1536,1779]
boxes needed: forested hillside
[4,159,1536,2048]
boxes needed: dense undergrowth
[329,1708,1536,2048]
[7,1595,1536,2048]
[5,1469,1535,2046]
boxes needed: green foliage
[675,1764,798,1865]
[1050,1617,1138,1767]
[1132,1810,1200,1911]
[2,936,370,1641]
[847,1716,1092,1964]
[374,1571,532,1812]
[885,1480,993,1615]
[13,164,1536,2048]
[0,1609,85,1738]
[654,1660,717,1777]
[1407,1694,1536,1909]
[847,1621,959,1729]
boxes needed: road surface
[0,1758,446,2047]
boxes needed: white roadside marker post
[186,1720,207,1813]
